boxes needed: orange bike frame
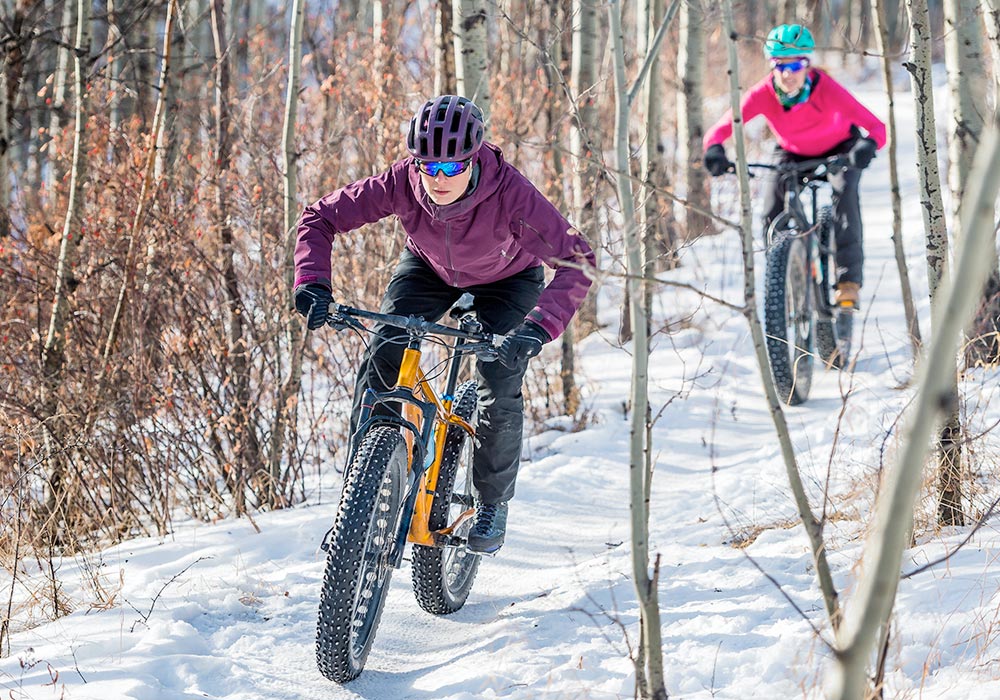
[394,348,476,546]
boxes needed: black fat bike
[314,301,499,683]
[748,156,854,405]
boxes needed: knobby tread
[813,205,849,368]
[764,214,813,405]
[411,380,482,615]
[316,427,406,683]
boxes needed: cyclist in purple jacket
[293,95,596,554]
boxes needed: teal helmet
[765,24,815,58]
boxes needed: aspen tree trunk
[270,0,307,506]
[638,0,661,304]
[905,0,949,302]
[830,122,1000,700]
[100,0,177,373]
[906,0,963,526]
[721,0,841,630]
[453,0,490,116]
[873,0,922,358]
[154,0,187,179]
[618,0,680,343]
[940,0,984,523]
[678,0,712,238]
[987,0,1000,101]
[211,0,261,513]
[610,1,671,694]
[570,0,601,333]
[967,0,1000,367]
[41,0,92,520]
[641,0,680,274]
[44,0,74,195]
[537,0,581,417]
[943,0,985,236]
[0,60,8,238]
[106,0,123,135]
[136,8,157,125]
[434,0,457,94]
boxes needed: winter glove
[848,137,878,170]
[498,322,551,370]
[703,144,733,177]
[293,283,333,331]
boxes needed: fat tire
[813,206,851,368]
[316,426,407,683]
[764,214,814,405]
[411,380,482,614]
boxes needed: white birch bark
[968,0,1000,368]
[270,0,308,501]
[610,0,669,694]
[678,0,712,237]
[453,0,490,117]
[830,122,1000,700]
[41,0,92,514]
[100,0,177,370]
[905,0,949,303]
[873,0,922,356]
[943,0,985,235]
[721,0,841,630]
[570,0,600,331]
[434,0,457,95]
[986,0,1000,107]
[0,58,8,237]
[44,0,74,194]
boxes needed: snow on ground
[4,72,1000,700]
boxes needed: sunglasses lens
[773,59,808,73]
[417,160,469,177]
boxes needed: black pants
[350,249,545,504]
[761,138,865,286]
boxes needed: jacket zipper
[445,221,459,286]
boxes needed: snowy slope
[4,75,1000,700]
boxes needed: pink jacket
[703,70,886,156]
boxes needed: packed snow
[4,72,1000,700]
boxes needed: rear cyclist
[292,95,595,554]
[702,23,886,308]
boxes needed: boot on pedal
[467,500,508,555]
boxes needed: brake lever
[327,307,366,332]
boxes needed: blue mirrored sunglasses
[771,58,810,73]
[414,159,472,177]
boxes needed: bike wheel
[411,380,482,614]
[316,426,407,683]
[813,206,853,368]
[764,214,814,405]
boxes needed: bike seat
[448,292,476,320]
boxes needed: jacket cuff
[525,309,558,342]
[293,275,332,290]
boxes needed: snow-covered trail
[6,74,1000,700]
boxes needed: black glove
[848,137,877,170]
[498,322,551,370]
[703,144,733,177]
[293,283,333,331]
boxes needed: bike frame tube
[331,306,488,564]
[407,347,476,546]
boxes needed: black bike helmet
[406,95,485,162]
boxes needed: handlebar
[737,155,848,178]
[325,304,501,357]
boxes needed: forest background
[3,0,1000,698]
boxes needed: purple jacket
[294,143,595,340]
